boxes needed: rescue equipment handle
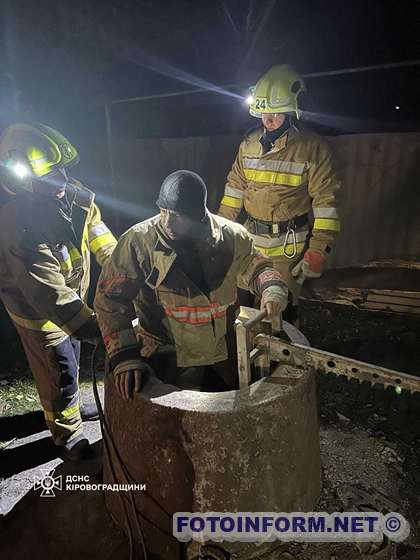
[236,309,281,388]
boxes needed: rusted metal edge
[255,334,420,394]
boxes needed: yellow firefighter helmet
[248,65,306,119]
[0,123,79,194]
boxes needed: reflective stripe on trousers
[13,324,83,446]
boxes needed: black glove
[113,359,154,399]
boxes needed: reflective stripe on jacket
[218,125,341,255]
[0,181,117,345]
[94,213,285,368]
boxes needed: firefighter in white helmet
[218,65,341,306]
[0,123,117,461]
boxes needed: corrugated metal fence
[103,132,420,268]
[330,133,420,267]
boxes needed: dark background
[0,0,418,213]
[0,0,419,370]
[0,0,419,140]
[0,0,418,227]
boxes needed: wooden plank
[369,289,420,300]
[367,294,420,307]
[362,302,420,314]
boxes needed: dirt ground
[1,310,420,559]
[1,389,419,559]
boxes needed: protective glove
[291,249,327,284]
[260,283,288,320]
[72,315,102,344]
[113,359,154,400]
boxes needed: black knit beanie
[156,170,207,221]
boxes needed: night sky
[0,0,419,138]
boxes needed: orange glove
[291,250,327,282]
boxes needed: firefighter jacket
[94,213,285,369]
[0,181,117,346]
[218,124,341,258]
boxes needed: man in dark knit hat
[94,170,289,397]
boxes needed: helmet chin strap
[1,183,18,196]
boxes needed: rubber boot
[80,402,99,421]
[61,435,93,462]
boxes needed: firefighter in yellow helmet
[218,65,341,305]
[0,123,117,461]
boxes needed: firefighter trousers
[14,324,83,446]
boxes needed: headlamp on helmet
[11,162,30,179]
[0,123,79,195]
